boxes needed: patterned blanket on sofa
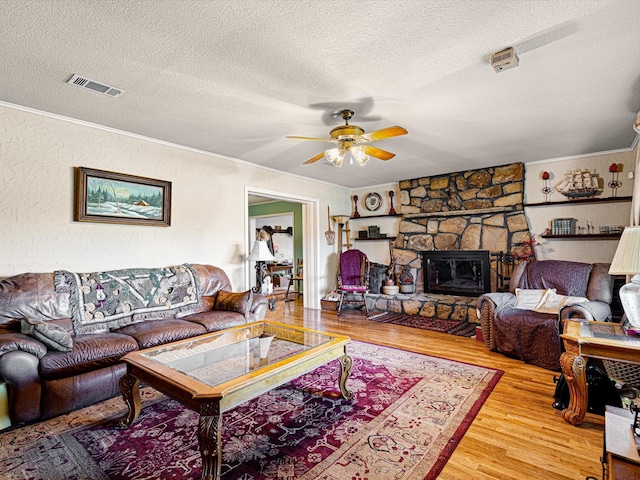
[55,264,201,334]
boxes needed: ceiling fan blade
[360,126,408,142]
[363,145,396,161]
[303,152,326,164]
[286,135,332,142]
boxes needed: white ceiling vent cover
[66,74,124,97]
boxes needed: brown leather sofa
[477,260,613,370]
[0,263,266,428]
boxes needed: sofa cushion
[21,318,73,352]
[39,332,139,380]
[214,290,252,314]
[184,310,247,332]
[519,261,592,297]
[112,318,207,349]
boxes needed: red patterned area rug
[369,312,478,337]
[0,341,502,480]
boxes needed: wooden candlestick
[352,195,360,218]
[388,191,396,215]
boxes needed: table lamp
[248,240,275,293]
[608,226,640,328]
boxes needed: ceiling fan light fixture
[325,147,344,167]
[351,146,369,166]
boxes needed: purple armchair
[337,249,370,317]
[477,260,613,370]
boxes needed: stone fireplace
[367,162,534,322]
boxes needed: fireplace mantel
[403,206,515,219]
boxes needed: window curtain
[631,112,640,226]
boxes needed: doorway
[245,187,319,309]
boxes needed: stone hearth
[366,292,478,322]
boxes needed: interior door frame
[245,186,319,309]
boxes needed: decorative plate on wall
[364,192,382,211]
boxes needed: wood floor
[282,299,604,480]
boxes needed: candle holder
[388,191,396,215]
[608,163,622,197]
[352,195,360,218]
[541,171,553,203]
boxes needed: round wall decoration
[364,192,382,211]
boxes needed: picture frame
[74,167,171,226]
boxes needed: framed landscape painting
[74,167,172,226]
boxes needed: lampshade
[609,226,640,275]
[332,215,350,225]
[351,146,369,165]
[247,240,275,262]
[609,226,640,328]
[325,147,345,167]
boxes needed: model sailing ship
[555,169,602,199]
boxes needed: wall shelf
[525,196,632,208]
[350,214,402,220]
[354,236,396,242]
[541,233,621,239]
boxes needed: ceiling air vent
[66,74,124,98]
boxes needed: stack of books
[551,218,576,235]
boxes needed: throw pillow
[534,290,589,314]
[20,318,73,352]
[514,289,552,311]
[214,290,253,314]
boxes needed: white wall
[0,104,351,304]
[524,147,637,263]
[348,183,400,265]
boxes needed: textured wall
[0,105,350,298]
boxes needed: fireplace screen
[423,250,491,296]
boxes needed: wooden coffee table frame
[118,321,353,480]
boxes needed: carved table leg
[198,402,222,480]
[338,352,354,400]
[118,373,141,427]
[560,350,588,425]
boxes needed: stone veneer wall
[368,163,534,322]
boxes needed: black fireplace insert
[423,250,491,296]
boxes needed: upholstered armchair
[336,249,370,317]
[477,260,613,370]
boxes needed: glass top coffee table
[118,321,353,480]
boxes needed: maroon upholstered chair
[337,249,370,317]
[477,260,613,370]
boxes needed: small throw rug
[370,312,478,337]
[0,342,502,480]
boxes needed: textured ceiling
[1,0,640,188]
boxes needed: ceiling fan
[286,110,408,167]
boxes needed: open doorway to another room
[245,187,319,309]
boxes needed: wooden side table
[263,292,286,322]
[560,319,640,425]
